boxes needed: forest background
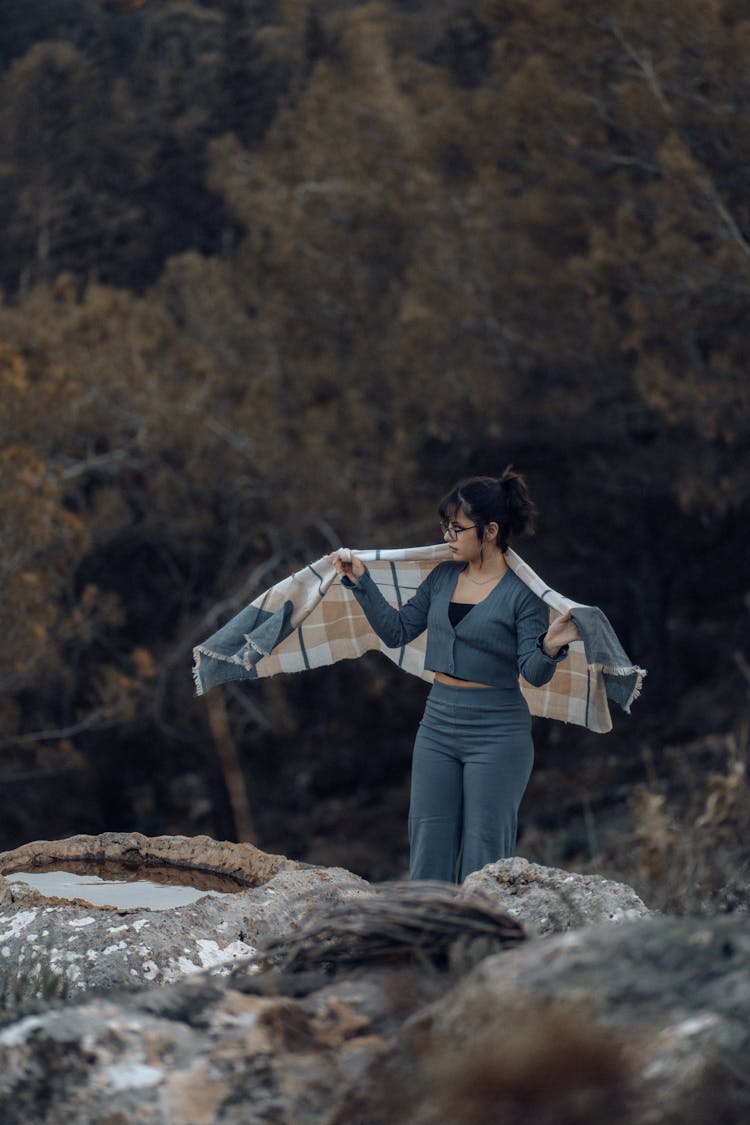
[1,0,749,913]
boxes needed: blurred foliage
[0,0,749,906]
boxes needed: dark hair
[438,467,537,553]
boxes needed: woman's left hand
[542,612,581,657]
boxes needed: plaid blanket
[192,545,646,734]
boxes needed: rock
[393,914,750,1125]
[0,836,650,1015]
[0,839,647,1010]
[0,834,370,1009]
[1,914,749,1124]
[0,892,242,1006]
[0,832,292,888]
[0,966,419,1125]
[1,837,669,1121]
[462,857,650,934]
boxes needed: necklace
[464,569,506,586]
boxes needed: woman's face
[442,506,483,562]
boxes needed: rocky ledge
[1,835,745,1124]
[0,832,369,1000]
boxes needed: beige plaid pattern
[242,545,446,681]
[209,544,635,734]
[504,548,612,732]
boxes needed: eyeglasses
[440,520,479,542]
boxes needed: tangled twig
[258,882,526,976]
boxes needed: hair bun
[439,468,537,552]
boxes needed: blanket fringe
[622,666,647,712]
[192,650,205,696]
[194,645,245,667]
[192,644,250,696]
[598,662,646,677]
[590,661,648,714]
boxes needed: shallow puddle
[5,864,246,910]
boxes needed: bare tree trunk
[630,502,670,709]
[205,691,256,842]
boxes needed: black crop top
[448,602,474,628]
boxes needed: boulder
[1,837,669,1123]
[394,913,750,1125]
[0,834,370,1008]
[462,857,649,934]
[1,913,749,1125]
[0,839,648,1010]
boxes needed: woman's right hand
[330,550,366,584]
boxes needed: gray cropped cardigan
[343,561,566,689]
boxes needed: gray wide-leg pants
[408,680,534,883]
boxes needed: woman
[332,469,580,883]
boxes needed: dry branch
[257,882,526,975]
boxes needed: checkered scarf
[192,545,646,733]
